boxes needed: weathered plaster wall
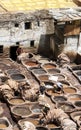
[50,34,81,60]
[0,9,81,59]
[0,10,54,49]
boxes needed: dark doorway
[25,22,31,29]
[10,45,18,61]
[30,40,34,47]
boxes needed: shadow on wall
[74,53,81,64]
[37,10,64,60]
[38,34,64,60]
[37,9,54,58]
[38,34,54,58]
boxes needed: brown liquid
[0,124,7,128]
[64,88,76,94]
[70,97,81,101]
[10,99,24,105]
[47,124,58,128]
[43,64,56,69]
[25,62,38,67]
[46,90,60,96]
[38,75,49,81]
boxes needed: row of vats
[68,65,81,84]
[0,54,81,130]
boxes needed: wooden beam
[0,4,9,12]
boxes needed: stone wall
[0,10,54,49]
[0,9,81,59]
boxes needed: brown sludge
[0,124,7,128]
[64,88,76,94]
[43,64,56,69]
[47,123,58,128]
[46,89,60,96]
[25,61,38,67]
[70,97,81,101]
[9,99,24,105]
[38,75,49,81]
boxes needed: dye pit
[8,98,25,105]
[6,69,20,75]
[68,94,81,102]
[10,73,26,81]
[11,105,32,120]
[57,102,75,113]
[63,87,77,94]
[19,118,40,126]
[51,96,67,103]
[42,63,56,69]
[30,103,43,114]
[0,51,81,130]
[32,68,47,75]
[0,124,7,129]
[47,123,59,129]
[47,68,61,74]
[38,75,49,81]
[24,61,39,68]
[45,89,60,97]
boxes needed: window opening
[25,22,31,29]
